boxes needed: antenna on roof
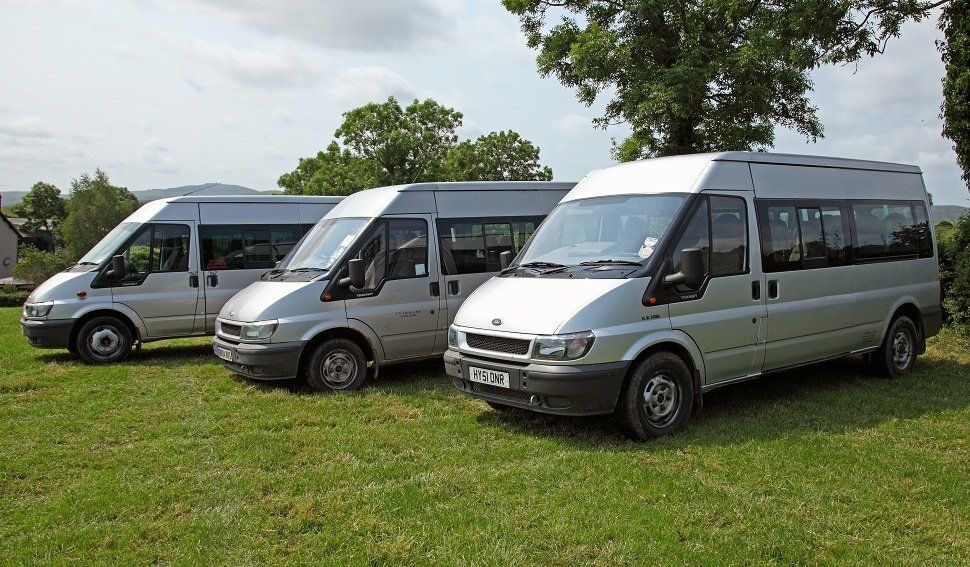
[181,182,219,197]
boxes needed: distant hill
[931,205,968,223]
[1,183,270,207]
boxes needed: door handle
[207,272,219,287]
[189,272,199,288]
[768,280,779,300]
[448,280,460,295]
[751,281,760,300]
[430,282,440,297]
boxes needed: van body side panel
[853,261,940,349]
[749,164,925,200]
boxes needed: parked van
[445,153,941,439]
[212,181,574,391]
[20,195,342,363]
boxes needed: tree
[13,246,69,285]
[280,97,555,195]
[443,131,553,181]
[61,170,140,261]
[940,0,969,190]
[10,182,66,246]
[502,0,948,160]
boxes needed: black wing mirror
[108,255,127,279]
[339,258,366,289]
[663,248,705,289]
[499,250,513,270]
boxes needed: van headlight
[533,331,595,361]
[239,319,278,343]
[23,301,54,319]
[447,325,461,348]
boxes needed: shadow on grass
[230,358,452,397]
[474,355,970,449]
[36,342,216,366]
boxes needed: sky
[0,0,966,206]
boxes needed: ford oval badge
[492,318,502,326]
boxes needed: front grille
[473,383,531,400]
[465,333,530,355]
[219,322,242,338]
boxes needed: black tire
[615,352,694,440]
[74,316,133,364]
[872,315,918,378]
[305,338,367,392]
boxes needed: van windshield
[77,222,141,265]
[516,194,686,267]
[283,217,370,271]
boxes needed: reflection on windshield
[516,194,686,266]
[283,217,370,271]
[77,222,141,265]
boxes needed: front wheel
[75,316,133,364]
[872,315,918,378]
[616,352,694,440]
[305,338,367,392]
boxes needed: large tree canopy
[62,170,140,261]
[939,0,969,190]
[503,0,948,160]
[11,181,66,244]
[279,97,553,195]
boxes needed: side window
[851,202,919,260]
[387,218,429,279]
[796,207,825,260]
[437,216,543,275]
[202,226,243,270]
[353,221,387,289]
[757,201,801,272]
[151,224,190,272]
[913,202,934,258]
[710,196,747,276]
[270,225,305,262]
[121,227,153,282]
[243,228,273,268]
[118,224,190,282]
[670,198,710,290]
[821,202,850,266]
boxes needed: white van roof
[325,181,577,218]
[158,195,344,204]
[564,152,924,203]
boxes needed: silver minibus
[445,153,941,439]
[212,182,573,391]
[21,195,341,363]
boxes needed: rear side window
[851,202,919,260]
[201,224,309,270]
[437,216,544,275]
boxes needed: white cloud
[159,0,458,52]
[0,115,52,140]
[323,66,417,108]
[178,39,330,90]
[552,114,594,136]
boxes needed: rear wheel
[75,316,133,364]
[305,338,367,392]
[872,315,918,378]
[616,352,694,440]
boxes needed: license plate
[214,346,234,362]
[468,366,510,388]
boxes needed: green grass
[0,307,967,565]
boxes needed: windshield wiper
[289,267,328,272]
[579,259,642,266]
[501,261,569,276]
[76,261,98,266]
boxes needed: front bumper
[212,335,305,381]
[21,318,75,349]
[444,350,629,416]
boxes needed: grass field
[0,307,967,565]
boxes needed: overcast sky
[1,0,966,205]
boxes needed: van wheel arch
[69,309,141,349]
[891,303,924,354]
[624,342,703,414]
[299,328,378,382]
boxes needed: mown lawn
[0,307,967,565]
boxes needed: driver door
[343,215,441,362]
[111,222,201,338]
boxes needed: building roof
[0,211,21,239]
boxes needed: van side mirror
[339,258,366,289]
[663,248,705,289]
[499,250,513,270]
[109,255,126,279]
